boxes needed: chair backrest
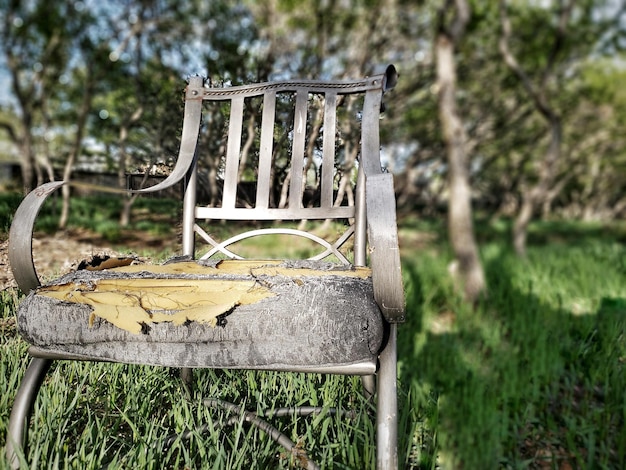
[179,67,397,266]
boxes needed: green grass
[1,192,626,468]
[0,193,23,237]
[0,191,180,246]
[399,222,626,469]
[0,315,379,469]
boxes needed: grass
[399,219,626,469]
[1,192,626,468]
[0,191,180,246]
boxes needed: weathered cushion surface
[18,260,384,373]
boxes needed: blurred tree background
[3,2,626,467]
[0,0,625,261]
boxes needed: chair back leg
[376,324,398,470]
[361,375,376,400]
[180,367,194,397]
[6,358,53,469]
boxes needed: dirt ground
[0,229,161,291]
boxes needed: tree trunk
[20,136,36,194]
[510,117,561,257]
[41,101,57,183]
[237,111,257,182]
[277,170,291,209]
[15,105,37,193]
[436,0,486,303]
[120,170,149,227]
[512,195,533,257]
[499,0,572,257]
[59,67,95,229]
[117,107,143,227]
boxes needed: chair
[7,65,405,469]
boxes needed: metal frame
[194,226,354,264]
[7,65,404,470]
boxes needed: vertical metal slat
[256,91,276,209]
[320,91,337,209]
[222,96,244,209]
[289,90,308,209]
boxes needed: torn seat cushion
[17,260,384,373]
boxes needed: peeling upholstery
[18,260,384,373]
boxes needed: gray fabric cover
[17,261,384,372]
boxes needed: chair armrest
[8,81,204,293]
[365,173,406,323]
[9,181,65,292]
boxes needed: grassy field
[1,194,626,468]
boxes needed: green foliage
[0,193,22,238]
[0,192,179,247]
[580,61,626,124]
[2,218,625,468]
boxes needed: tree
[58,40,107,229]
[3,0,626,239]
[86,0,228,225]
[498,0,573,256]
[0,1,83,192]
[497,0,621,255]
[435,0,486,302]
[560,61,626,220]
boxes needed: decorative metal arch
[193,225,354,265]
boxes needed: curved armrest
[9,153,195,292]
[9,182,65,292]
[359,65,404,322]
[9,81,204,293]
[8,160,198,293]
[365,173,405,323]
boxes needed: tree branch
[450,0,471,42]
[541,0,575,90]
[438,0,471,43]
[0,120,19,144]
[498,0,556,122]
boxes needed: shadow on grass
[476,218,626,248]
[398,251,626,469]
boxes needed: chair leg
[6,357,53,469]
[180,367,193,397]
[376,324,398,470]
[361,375,376,400]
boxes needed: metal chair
[7,65,405,469]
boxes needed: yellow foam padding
[38,260,371,334]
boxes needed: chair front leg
[376,324,398,470]
[6,357,53,469]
